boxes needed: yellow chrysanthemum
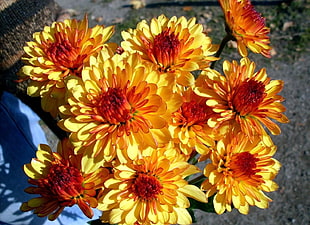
[169,87,218,156]
[121,14,218,87]
[98,146,207,225]
[19,15,115,117]
[201,132,281,214]
[195,57,289,140]
[20,138,110,221]
[59,51,180,161]
[219,0,272,57]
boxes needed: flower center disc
[173,100,212,127]
[46,34,85,74]
[182,101,211,126]
[232,79,265,115]
[131,173,163,201]
[229,152,264,187]
[152,29,181,71]
[47,163,84,200]
[97,87,132,125]
[47,40,74,60]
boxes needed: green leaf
[187,207,197,223]
[188,195,216,214]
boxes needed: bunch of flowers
[19,0,289,224]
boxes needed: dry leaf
[182,6,193,11]
[270,48,277,56]
[130,0,146,9]
[282,21,294,31]
[95,16,104,23]
[227,40,237,49]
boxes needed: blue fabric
[0,92,101,225]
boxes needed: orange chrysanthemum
[59,51,180,161]
[201,132,281,214]
[195,57,289,139]
[219,0,272,57]
[19,15,115,117]
[169,87,218,155]
[20,139,110,221]
[98,146,207,225]
[121,14,218,86]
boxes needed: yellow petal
[81,153,101,174]
[179,185,207,203]
[36,149,53,163]
[214,193,226,215]
[125,202,138,224]
[23,163,43,179]
[120,198,135,210]
[47,71,63,80]
[109,208,123,224]
[177,72,195,87]
[63,118,87,132]
[27,83,41,97]
[175,192,190,208]
[77,122,98,141]
[175,207,192,225]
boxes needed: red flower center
[46,163,84,201]
[230,152,263,185]
[151,29,181,71]
[131,173,163,201]
[172,100,212,127]
[45,33,86,75]
[47,39,73,59]
[232,79,265,116]
[97,87,133,125]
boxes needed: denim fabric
[0,92,100,225]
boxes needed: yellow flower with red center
[169,87,218,155]
[20,138,110,221]
[195,57,289,140]
[121,14,218,87]
[98,146,207,225]
[219,0,272,57]
[201,132,281,214]
[19,15,115,117]
[59,51,179,161]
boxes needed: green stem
[210,33,233,69]
[188,151,199,165]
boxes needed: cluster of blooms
[19,0,289,224]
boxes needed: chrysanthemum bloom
[195,57,289,140]
[121,14,218,87]
[20,138,110,220]
[98,146,207,225]
[59,52,179,161]
[169,87,218,156]
[218,0,272,58]
[19,15,115,117]
[201,132,281,214]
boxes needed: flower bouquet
[18,0,289,224]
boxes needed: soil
[47,0,310,224]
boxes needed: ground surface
[49,0,310,224]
